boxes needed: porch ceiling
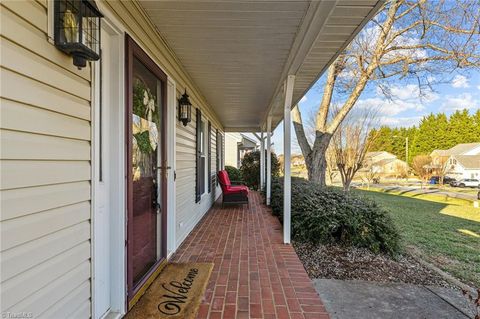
[139,0,383,132]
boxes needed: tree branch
[384,43,480,59]
[379,54,480,68]
[292,105,312,157]
[315,63,337,133]
[424,20,480,35]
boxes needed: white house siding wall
[225,133,241,168]
[175,99,222,246]
[1,1,92,318]
[465,169,480,179]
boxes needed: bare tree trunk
[344,180,352,192]
[304,134,332,186]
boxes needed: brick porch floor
[172,191,330,319]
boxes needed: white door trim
[167,77,177,257]
[91,16,126,319]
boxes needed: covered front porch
[172,192,328,319]
[0,1,384,318]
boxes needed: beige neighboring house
[431,142,480,166]
[292,154,306,167]
[0,1,382,318]
[225,133,258,168]
[430,143,480,179]
[364,151,409,175]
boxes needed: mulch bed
[293,241,456,289]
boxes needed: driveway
[314,279,473,319]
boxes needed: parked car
[450,179,480,188]
[429,176,456,185]
[443,176,457,184]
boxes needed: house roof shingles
[432,143,480,157]
[454,155,480,169]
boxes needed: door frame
[91,17,126,319]
[125,34,169,305]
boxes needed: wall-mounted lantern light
[178,89,192,126]
[54,0,103,69]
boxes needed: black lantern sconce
[178,89,192,126]
[54,0,103,69]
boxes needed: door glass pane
[131,57,162,286]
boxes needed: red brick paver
[172,192,329,319]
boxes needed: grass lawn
[354,189,480,287]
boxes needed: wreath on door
[132,78,158,154]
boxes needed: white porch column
[266,116,272,205]
[260,131,265,190]
[283,75,295,244]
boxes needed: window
[200,121,205,154]
[200,119,208,196]
[216,130,221,185]
[207,121,212,193]
[195,109,203,202]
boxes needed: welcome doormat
[125,263,214,319]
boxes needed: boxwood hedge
[225,165,242,182]
[271,177,400,256]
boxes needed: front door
[126,35,168,304]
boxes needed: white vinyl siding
[0,1,92,318]
[224,133,241,168]
[175,101,222,246]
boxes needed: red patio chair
[217,170,249,207]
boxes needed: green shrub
[271,177,400,256]
[240,150,280,190]
[225,166,242,182]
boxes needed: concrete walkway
[314,279,473,319]
[371,185,477,201]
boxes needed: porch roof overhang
[138,0,383,132]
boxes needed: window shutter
[208,121,212,193]
[195,108,202,203]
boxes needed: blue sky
[267,70,480,155]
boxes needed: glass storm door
[126,35,168,303]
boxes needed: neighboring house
[277,154,305,167]
[363,152,409,176]
[0,1,381,318]
[225,133,258,168]
[430,143,480,179]
[365,151,397,163]
[292,154,306,167]
[445,155,480,179]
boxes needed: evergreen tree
[474,110,480,139]
[368,109,478,161]
[368,126,393,153]
[433,113,449,149]
[447,109,477,145]
[416,114,440,155]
